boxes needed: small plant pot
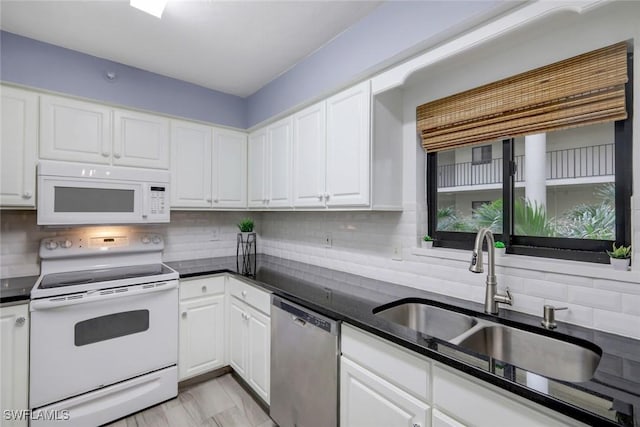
[495,248,506,257]
[610,257,630,271]
[421,240,433,249]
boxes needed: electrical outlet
[324,232,332,248]
[210,227,220,241]
[392,243,402,261]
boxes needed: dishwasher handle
[272,295,339,335]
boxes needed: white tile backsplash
[260,209,640,339]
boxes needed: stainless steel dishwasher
[271,295,340,427]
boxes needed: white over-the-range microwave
[37,160,170,225]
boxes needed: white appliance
[30,231,179,427]
[37,160,170,225]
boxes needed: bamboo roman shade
[417,42,628,153]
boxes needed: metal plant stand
[236,232,256,277]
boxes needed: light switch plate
[210,227,220,241]
[392,242,402,261]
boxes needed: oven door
[29,281,178,408]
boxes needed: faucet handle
[541,305,568,329]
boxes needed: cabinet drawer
[180,276,225,301]
[227,277,270,314]
[341,324,430,402]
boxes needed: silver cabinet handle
[213,199,219,203]
[318,194,323,200]
[22,192,32,199]
[202,286,207,293]
[102,152,110,157]
[113,152,121,159]
[324,193,330,201]
[206,198,212,203]
[15,317,26,326]
[181,312,187,318]
[241,290,247,298]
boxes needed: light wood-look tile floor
[106,374,276,427]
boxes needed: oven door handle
[30,281,178,311]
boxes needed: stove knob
[45,240,58,250]
[141,236,151,244]
[61,239,73,249]
[152,236,162,244]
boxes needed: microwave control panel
[149,186,167,215]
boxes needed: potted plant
[494,241,506,257]
[607,243,631,271]
[421,234,433,249]
[237,218,254,234]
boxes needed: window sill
[411,246,640,284]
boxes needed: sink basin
[456,325,601,382]
[374,301,478,341]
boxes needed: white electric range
[29,231,178,426]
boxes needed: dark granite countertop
[168,255,640,427]
[0,276,37,304]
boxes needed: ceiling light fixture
[130,0,168,18]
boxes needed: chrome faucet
[469,228,513,314]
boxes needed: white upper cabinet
[212,128,247,208]
[326,80,371,207]
[292,102,326,208]
[248,129,269,208]
[40,94,112,164]
[171,121,247,209]
[40,94,170,169]
[113,110,169,169]
[267,117,293,208]
[1,86,38,207]
[171,120,213,208]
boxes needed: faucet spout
[469,228,512,314]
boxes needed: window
[427,120,632,262]
[422,45,632,263]
[472,145,492,165]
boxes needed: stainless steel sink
[456,325,601,382]
[374,302,478,341]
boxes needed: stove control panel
[40,232,165,259]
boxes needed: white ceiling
[0,0,382,97]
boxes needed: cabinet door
[267,118,293,208]
[228,297,248,377]
[292,102,327,208]
[433,409,466,427]
[326,81,371,207]
[213,128,247,208]
[40,94,112,164]
[179,294,225,380]
[1,304,29,427]
[113,110,169,169]
[1,87,37,207]
[341,357,430,427]
[170,120,213,208]
[248,129,268,208]
[246,305,270,404]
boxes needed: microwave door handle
[30,281,178,311]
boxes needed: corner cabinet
[248,118,293,209]
[1,303,29,427]
[171,121,247,209]
[1,86,38,208]
[227,277,271,403]
[178,276,226,381]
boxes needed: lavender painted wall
[0,31,247,129]
[246,0,504,127]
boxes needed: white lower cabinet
[0,303,29,427]
[341,357,430,427]
[178,276,226,381]
[227,278,271,403]
[342,324,587,427]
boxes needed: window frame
[426,52,633,264]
